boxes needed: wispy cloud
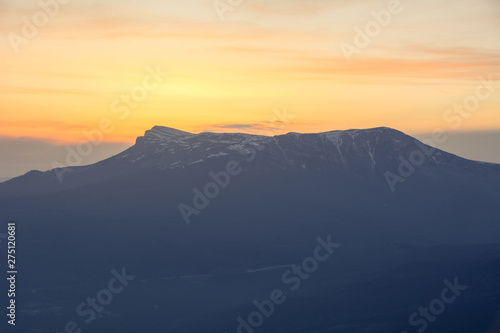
[0,86,95,96]
[202,122,287,134]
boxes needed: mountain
[1,126,499,333]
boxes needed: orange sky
[1,0,500,144]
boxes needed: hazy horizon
[1,126,500,180]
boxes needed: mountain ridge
[1,125,499,197]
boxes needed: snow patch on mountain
[324,132,343,148]
[207,152,230,158]
[146,126,193,139]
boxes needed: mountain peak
[135,126,194,145]
[320,126,402,136]
[147,126,193,138]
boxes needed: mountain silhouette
[1,126,499,333]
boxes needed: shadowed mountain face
[1,126,500,333]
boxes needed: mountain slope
[0,126,499,333]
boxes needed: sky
[0,0,499,179]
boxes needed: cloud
[202,122,287,134]
[0,86,95,96]
[212,123,263,129]
[241,0,340,16]
[249,44,500,84]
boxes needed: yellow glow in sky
[1,0,499,144]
